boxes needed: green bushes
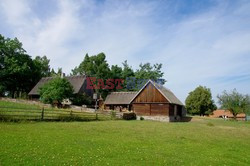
[122,112,136,120]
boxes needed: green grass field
[0,118,250,165]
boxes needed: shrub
[71,93,92,106]
[122,112,136,120]
[39,77,74,105]
[140,116,144,120]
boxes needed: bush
[39,77,74,105]
[140,116,144,120]
[71,93,92,106]
[122,112,136,120]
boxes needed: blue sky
[0,0,250,103]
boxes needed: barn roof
[104,80,183,106]
[130,80,183,105]
[104,92,138,105]
[28,75,86,95]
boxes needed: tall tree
[217,89,250,119]
[185,86,217,116]
[71,53,111,98]
[121,60,134,79]
[110,65,123,79]
[135,63,165,81]
[71,53,110,78]
[0,34,35,97]
[134,63,165,89]
[33,56,51,77]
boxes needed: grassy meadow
[0,118,250,165]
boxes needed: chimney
[61,72,65,78]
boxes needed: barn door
[133,104,150,115]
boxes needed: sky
[0,0,250,103]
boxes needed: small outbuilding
[210,110,246,121]
[104,80,185,121]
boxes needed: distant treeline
[0,34,166,98]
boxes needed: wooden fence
[0,106,120,122]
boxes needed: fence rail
[0,106,120,122]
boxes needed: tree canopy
[0,34,166,101]
[217,89,250,118]
[185,86,217,116]
[0,34,55,98]
[71,53,166,97]
[39,77,74,105]
[0,34,36,97]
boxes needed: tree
[217,89,250,119]
[71,53,111,98]
[185,86,217,116]
[50,68,62,77]
[120,60,135,91]
[33,56,51,77]
[71,53,166,97]
[0,34,36,98]
[71,53,110,78]
[111,65,123,79]
[121,60,134,79]
[134,63,165,89]
[135,63,165,81]
[39,77,74,105]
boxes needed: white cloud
[0,0,250,103]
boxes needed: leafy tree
[120,60,135,91]
[39,77,74,105]
[185,86,217,116]
[71,53,111,98]
[135,63,164,80]
[33,56,51,77]
[121,60,134,79]
[71,53,110,78]
[111,65,123,79]
[50,68,62,77]
[0,34,36,98]
[217,89,250,119]
[134,63,165,89]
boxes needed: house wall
[132,82,170,116]
[132,103,169,116]
[133,83,168,103]
[79,79,94,97]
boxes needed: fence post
[96,113,98,120]
[41,107,44,120]
[70,110,73,120]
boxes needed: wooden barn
[104,80,185,121]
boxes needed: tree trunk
[233,113,237,120]
[11,91,15,98]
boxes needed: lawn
[0,118,250,165]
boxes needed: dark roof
[105,80,183,106]
[104,92,138,105]
[28,75,86,95]
[131,80,183,105]
[156,83,183,105]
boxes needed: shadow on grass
[179,116,193,122]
